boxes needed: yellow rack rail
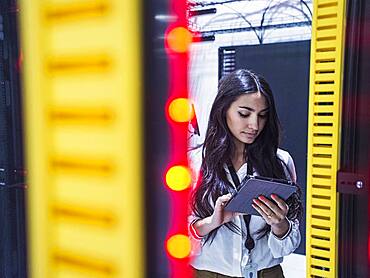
[306,0,346,277]
[20,1,144,277]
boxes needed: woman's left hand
[252,194,290,238]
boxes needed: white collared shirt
[188,148,301,276]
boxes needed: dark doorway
[219,40,311,254]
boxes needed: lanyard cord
[227,162,255,253]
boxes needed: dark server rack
[0,0,27,277]
[338,0,370,277]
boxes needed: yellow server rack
[306,0,346,277]
[19,1,144,277]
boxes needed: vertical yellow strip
[19,1,144,277]
[20,1,49,277]
[306,0,346,277]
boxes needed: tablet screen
[224,177,297,215]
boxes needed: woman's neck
[231,143,246,171]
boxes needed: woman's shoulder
[188,147,202,164]
[277,148,294,164]
[188,146,203,179]
[277,148,297,182]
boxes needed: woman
[189,69,302,278]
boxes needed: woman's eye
[259,114,268,118]
[238,112,248,118]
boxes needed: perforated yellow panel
[20,1,144,277]
[306,1,346,277]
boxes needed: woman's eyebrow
[238,106,269,112]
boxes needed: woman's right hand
[192,193,239,237]
[210,193,238,227]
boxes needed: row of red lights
[164,0,194,277]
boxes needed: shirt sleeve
[267,219,301,258]
[269,150,301,257]
[188,214,202,239]
[188,214,204,256]
[286,153,297,183]
[277,149,297,183]
[188,196,215,243]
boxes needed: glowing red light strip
[165,0,193,277]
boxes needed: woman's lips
[241,132,257,139]
[242,131,257,136]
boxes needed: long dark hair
[190,69,302,243]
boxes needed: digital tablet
[224,176,297,215]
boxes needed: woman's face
[226,92,269,146]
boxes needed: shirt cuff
[189,219,205,240]
[271,218,292,240]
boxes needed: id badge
[242,262,258,278]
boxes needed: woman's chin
[240,138,255,144]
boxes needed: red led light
[166,27,192,53]
[167,98,194,123]
[165,165,192,191]
[166,234,191,259]
[165,0,192,277]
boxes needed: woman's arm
[266,150,301,256]
[192,193,238,237]
[268,219,301,257]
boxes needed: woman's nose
[247,116,258,131]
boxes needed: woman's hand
[210,193,238,228]
[193,193,239,237]
[252,194,290,238]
